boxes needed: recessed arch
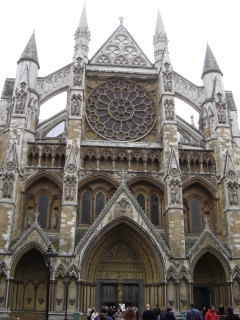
[79,216,165,283]
[24,171,63,190]
[182,176,217,197]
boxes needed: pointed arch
[166,266,178,280]
[182,176,217,196]
[189,246,231,282]
[55,263,66,278]
[24,170,63,190]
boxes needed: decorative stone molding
[69,298,75,305]
[71,93,82,116]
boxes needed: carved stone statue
[27,213,32,227]
[7,181,13,198]
[52,212,58,228]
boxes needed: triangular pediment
[75,180,170,255]
[90,24,153,68]
[10,220,53,254]
[187,227,232,259]
[223,151,238,180]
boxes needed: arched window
[96,192,104,217]
[82,191,91,223]
[150,194,159,225]
[137,193,145,211]
[38,193,48,228]
[190,198,201,233]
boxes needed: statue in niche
[70,182,75,201]
[65,181,71,200]
[71,94,82,116]
[7,181,13,198]
[3,182,8,198]
[15,83,27,114]
[117,283,123,301]
[73,57,84,86]
[52,211,58,228]
[27,213,32,227]
[217,106,226,124]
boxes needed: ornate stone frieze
[86,69,158,79]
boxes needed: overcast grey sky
[0,0,239,126]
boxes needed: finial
[119,16,124,25]
[119,169,127,183]
[34,211,40,223]
[204,216,210,229]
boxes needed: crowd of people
[87,303,239,320]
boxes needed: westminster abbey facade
[0,4,240,320]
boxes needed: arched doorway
[193,252,228,310]
[10,249,47,319]
[80,219,165,313]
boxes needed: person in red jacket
[205,306,218,320]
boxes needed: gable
[90,25,153,68]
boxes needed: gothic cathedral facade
[0,4,240,320]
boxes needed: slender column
[128,160,131,171]
[76,280,81,311]
[4,278,10,309]
[112,159,116,170]
[188,282,193,304]
[50,280,56,312]
[97,158,100,170]
[175,281,180,312]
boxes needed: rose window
[86,80,156,141]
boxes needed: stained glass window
[38,193,48,228]
[82,192,91,223]
[150,194,159,225]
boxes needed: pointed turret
[74,3,90,61]
[153,9,168,66]
[201,44,222,79]
[18,32,40,69]
[201,44,224,100]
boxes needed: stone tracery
[86,80,156,141]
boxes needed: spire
[18,32,40,69]
[74,3,90,60]
[78,2,88,31]
[201,44,223,79]
[155,9,166,35]
[153,9,168,65]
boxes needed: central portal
[98,280,143,310]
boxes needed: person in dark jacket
[225,306,239,320]
[186,303,202,320]
[165,308,175,320]
[143,304,155,320]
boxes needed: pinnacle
[18,32,40,69]
[155,8,166,35]
[201,44,223,79]
[78,2,88,29]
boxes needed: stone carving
[228,181,238,206]
[204,216,210,229]
[52,211,58,228]
[216,93,226,124]
[73,57,84,86]
[27,213,32,227]
[2,173,15,199]
[162,62,173,92]
[132,56,147,67]
[96,54,111,65]
[117,198,130,211]
[164,99,174,121]
[15,82,27,114]
[64,175,77,201]
[118,283,123,301]
[71,93,82,116]
[170,179,181,205]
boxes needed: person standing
[115,308,123,320]
[205,306,218,320]
[186,303,202,320]
[92,309,99,320]
[87,307,92,320]
[165,308,175,320]
[219,304,225,315]
[143,304,155,320]
[225,306,240,320]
